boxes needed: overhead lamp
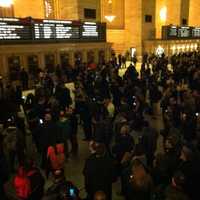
[105,0,116,23]
[0,0,13,7]
[105,15,116,22]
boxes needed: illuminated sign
[0,18,31,40]
[178,27,191,38]
[0,17,106,43]
[192,27,200,38]
[82,22,98,37]
[162,25,200,39]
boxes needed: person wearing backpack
[26,160,45,200]
[57,111,72,158]
[3,123,25,172]
[0,138,9,200]
[43,169,80,200]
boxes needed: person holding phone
[43,169,80,200]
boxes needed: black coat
[38,122,62,151]
[83,153,117,200]
[179,158,200,200]
[112,134,135,162]
[0,151,9,199]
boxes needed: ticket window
[87,51,95,64]
[45,54,55,73]
[8,56,21,81]
[27,55,39,77]
[99,50,105,65]
[74,52,83,67]
[60,53,70,69]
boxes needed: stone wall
[101,0,125,29]
[14,0,44,18]
[58,0,79,20]
[142,0,156,41]
[189,0,200,26]
[106,29,125,53]
[77,0,101,21]
[181,0,190,25]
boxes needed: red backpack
[47,144,65,170]
[14,167,31,199]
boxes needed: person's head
[131,159,147,181]
[89,140,97,154]
[16,166,26,177]
[180,145,193,162]
[59,110,65,118]
[164,135,178,153]
[52,169,65,183]
[65,106,73,115]
[89,141,106,156]
[95,143,106,157]
[94,191,106,200]
[172,171,185,190]
[44,113,52,122]
[120,124,130,136]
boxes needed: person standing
[20,68,29,90]
[0,139,9,200]
[83,143,117,200]
[121,56,126,69]
[65,107,78,155]
[57,110,71,158]
[118,54,122,68]
[38,113,62,171]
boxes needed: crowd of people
[0,50,200,200]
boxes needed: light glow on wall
[160,6,167,23]
[0,0,13,7]
[105,0,116,23]
[105,15,116,22]
[156,45,164,57]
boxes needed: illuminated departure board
[82,22,98,38]
[0,18,31,40]
[0,17,106,43]
[178,27,191,38]
[192,28,200,38]
[34,19,80,40]
[162,25,200,39]
[168,26,177,37]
